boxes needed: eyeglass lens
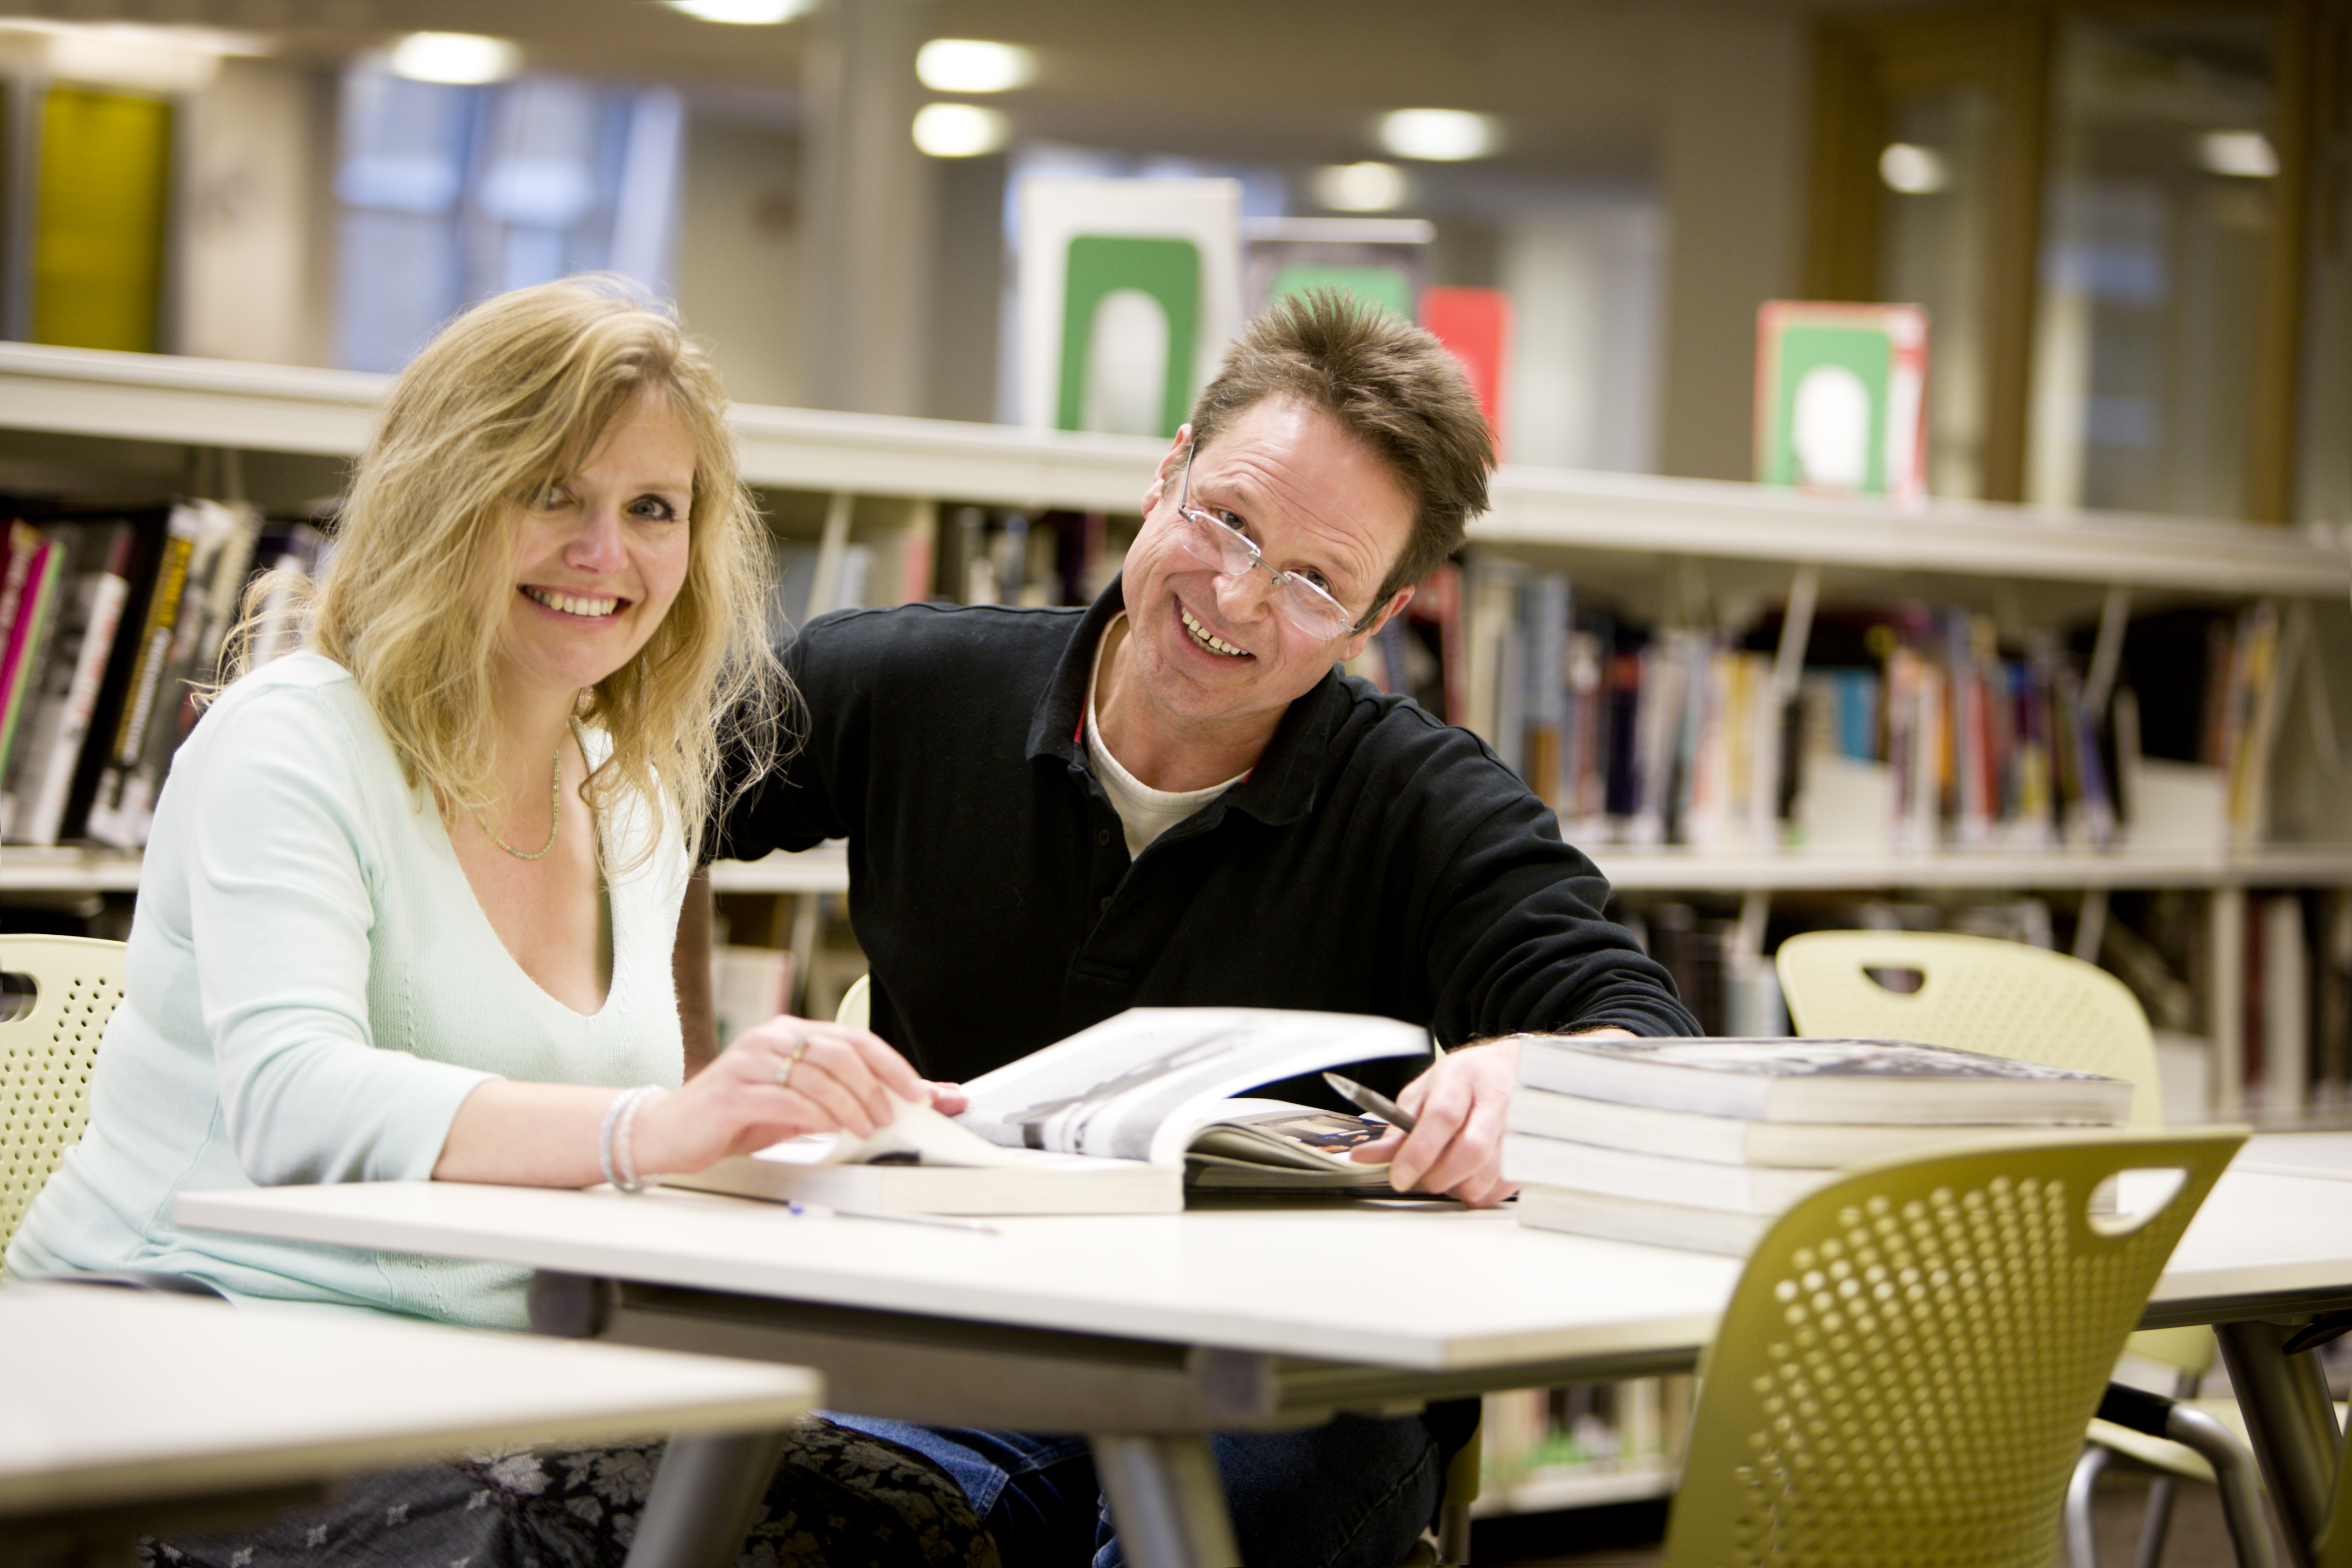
[1173,512,1354,637]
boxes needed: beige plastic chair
[0,934,127,1249]
[1776,930,2264,1568]
[1662,1127,2245,1568]
[835,970,871,1031]
[1775,930,2162,1128]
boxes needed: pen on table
[1323,1072,1418,1133]
[786,1201,999,1235]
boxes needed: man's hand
[1351,1027,1638,1207]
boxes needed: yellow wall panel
[34,87,172,354]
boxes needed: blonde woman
[5,279,992,1568]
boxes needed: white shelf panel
[5,345,2343,596]
[13,841,2349,898]
[0,848,145,892]
[1471,1457,1676,1516]
[1593,844,2352,892]
[1477,468,2351,598]
[0,342,383,457]
[707,845,852,895]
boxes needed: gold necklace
[479,750,562,860]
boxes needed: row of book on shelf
[1345,557,2300,857]
[0,500,328,850]
[753,503,2305,870]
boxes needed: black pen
[1322,1072,1418,1133]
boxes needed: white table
[0,1282,818,1565]
[2238,1131,2352,1181]
[177,1171,2352,1568]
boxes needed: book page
[954,1007,1430,1166]
[746,1098,1040,1170]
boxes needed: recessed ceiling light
[1879,143,1949,194]
[916,38,1037,93]
[387,32,520,85]
[1313,162,1409,212]
[2199,129,2278,178]
[1375,109,1502,162]
[913,102,1011,158]
[664,0,816,23]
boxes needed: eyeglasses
[1165,447,1374,641]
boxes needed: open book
[667,1006,1433,1214]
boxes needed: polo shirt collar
[1026,577,1341,828]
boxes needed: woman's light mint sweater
[4,654,688,1329]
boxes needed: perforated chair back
[1662,1128,2244,1568]
[0,935,127,1248]
[1775,930,2164,1126]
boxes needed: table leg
[2214,1319,2344,1568]
[622,1429,789,1568]
[1090,1433,1242,1568]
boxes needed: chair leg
[2069,1445,2113,1568]
[2160,1404,2284,1568]
[2127,1475,2178,1568]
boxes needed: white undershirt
[1085,614,1249,857]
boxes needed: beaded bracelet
[599,1084,665,1194]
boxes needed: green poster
[1057,234,1201,437]
[1762,325,1891,493]
[1265,263,1415,323]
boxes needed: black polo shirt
[715,583,1697,1089]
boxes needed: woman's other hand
[631,1015,965,1176]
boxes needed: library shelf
[5,344,2348,1119]
[675,843,2352,899]
[4,342,2345,596]
[1469,1457,1676,1517]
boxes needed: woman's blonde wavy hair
[227,276,779,871]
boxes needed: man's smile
[1180,604,1251,659]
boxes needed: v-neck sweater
[5,653,689,1329]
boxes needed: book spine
[85,508,199,846]
[13,563,130,847]
[0,523,41,769]
[0,537,63,804]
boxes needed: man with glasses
[692,289,1696,1567]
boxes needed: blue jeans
[829,1406,1470,1568]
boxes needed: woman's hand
[630,1015,966,1177]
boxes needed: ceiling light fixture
[1375,108,1502,162]
[387,32,520,85]
[916,38,1037,93]
[1313,162,1409,212]
[663,0,816,23]
[913,102,1011,158]
[2199,129,2278,178]
[1878,143,1949,194]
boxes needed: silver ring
[775,1032,811,1089]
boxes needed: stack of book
[1502,1036,2137,1255]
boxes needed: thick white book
[1504,1086,2111,1168]
[1516,1036,2134,1125]
[669,1101,1182,1215]
[1514,1184,1769,1256]
[1500,1133,1833,1213]
[673,1006,1433,1214]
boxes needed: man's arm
[675,866,719,1075]
[1357,1027,1636,1207]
